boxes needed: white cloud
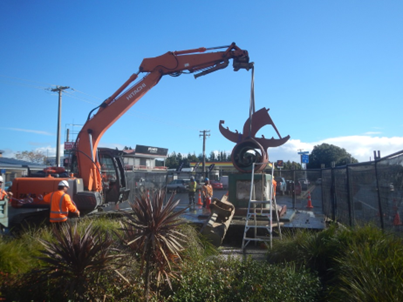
[1,148,17,158]
[268,136,403,163]
[35,146,57,157]
[319,136,403,161]
[6,128,54,136]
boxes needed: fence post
[374,160,385,229]
[320,168,325,216]
[346,165,353,227]
[292,169,296,210]
[331,168,336,222]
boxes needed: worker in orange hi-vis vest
[272,178,277,199]
[201,177,213,208]
[42,180,80,223]
[0,176,12,201]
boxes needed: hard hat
[0,176,3,182]
[190,176,195,181]
[204,177,209,182]
[58,180,69,188]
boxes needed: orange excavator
[7,43,253,219]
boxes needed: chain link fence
[317,150,403,233]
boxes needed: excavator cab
[97,148,130,204]
[69,148,130,207]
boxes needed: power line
[63,90,99,105]
[70,88,103,101]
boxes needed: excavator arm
[75,43,253,192]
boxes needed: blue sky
[1,1,402,163]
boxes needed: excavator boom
[8,43,252,217]
[76,43,252,193]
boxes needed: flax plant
[117,189,188,301]
[31,221,126,300]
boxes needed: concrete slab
[282,210,326,230]
[174,203,325,231]
[280,209,296,222]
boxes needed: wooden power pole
[50,86,70,167]
[199,130,210,178]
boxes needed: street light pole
[199,130,210,178]
[51,86,70,167]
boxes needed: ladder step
[249,200,272,204]
[243,236,272,241]
[245,222,284,228]
[245,215,273,218]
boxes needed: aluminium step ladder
[241,163,282,251]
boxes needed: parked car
[210,180,224,190]
[135,178,155,193]
[299,178,310,190]
[165,179,190,193]
[372,180,394,192]
[275,177,286,195]
[4,181,12,191]
[220,176,229,189]
[285,180,302,195]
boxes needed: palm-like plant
[33,221,125,300]
[117,189,188,301]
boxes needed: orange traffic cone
[197,190,203,206]
[206,197,211,210]
[393,212,402,226]
[306,192,314,209]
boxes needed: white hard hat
[0,176,3,182]
[58,180,69,188]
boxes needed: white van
[220,175,229,189]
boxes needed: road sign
[276,160,284,168]
[302,154,309,163]
[64,142,75,150]
[298,151,309,155]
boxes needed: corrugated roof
[0,157,45,167]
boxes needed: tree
[165,152,179,169]
[186,153,198,163]
[283,160,301,170]
[307,143,358,169]
[15,150,47,164]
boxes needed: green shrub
[328,226,403,301]
[165,256,321,302]
[0,225,50,275]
